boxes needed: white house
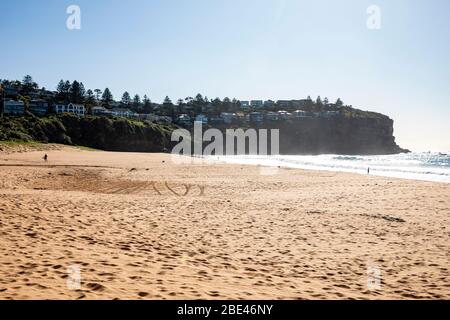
[54,103,85,116]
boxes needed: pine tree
[102,88,113,107]
[22,75,37,94]
[85,89,95,105]
[143,95,152,114]
[335,98,344,108]
[132,94,141,112]
[63,81,71,104]
[121,91,131,106]
[162,96,174,117]
[94,89,102,100]
[70,81,84,103]
[56,80,65,102]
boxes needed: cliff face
[205,113,406,155]
[270,117,406,155]
[0,112,407,155]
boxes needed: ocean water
[212,152,450,183]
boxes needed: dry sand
[0,147,449,300]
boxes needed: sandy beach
[0,147,448,300]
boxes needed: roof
[68,103,85,108]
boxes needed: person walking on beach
[43,154,48,162]
[367,167,370,175]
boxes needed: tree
[223,97,231,112]
[22,75,38,94]
[79,82,86,101]
[143,95,152,114]
[56,80,65,101]
[121,91,131,106]
[162,96,174,117]
[304,95,314,111]
[335,98,344,108]
[163,96,173,105]
[56,80,71,103]
[94,89,102,100]
[193,93,206,115]
[316,96,323,110]
[102,88,113,107]
[133,94,141,106]
[85,89,95,106]
[211,97,222,115]
[70,80,85,103]
[63,81,71,103]
[231,98,239,111]
[132,94,142,112]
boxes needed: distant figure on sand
[43,154,48,162]
[367,167,370,175]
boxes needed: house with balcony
[265,112,279,121]
[264,100,275,108]
[249,112,263,123]
[240,100,250,108]
[220,112,237,124]
[277,100,291,108]
[290,99,309,108]
[3,100,25,115]
[29,100,49,116]
[250,100,264,109]
[54,103,86,116]
[293,110,310,119]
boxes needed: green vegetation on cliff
[0,113,175,152]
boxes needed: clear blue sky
[1,0,449,151]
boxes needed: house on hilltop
[29,100,49,116]
[54,103,85,116]
[3,100,25,115]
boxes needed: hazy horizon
[1,0,449,152]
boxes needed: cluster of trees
[56,80,114,108]
[120,92,152,113]
[1,75,39,95]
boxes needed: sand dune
[0,148,449,299]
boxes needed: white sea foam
[211,152,450,183]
